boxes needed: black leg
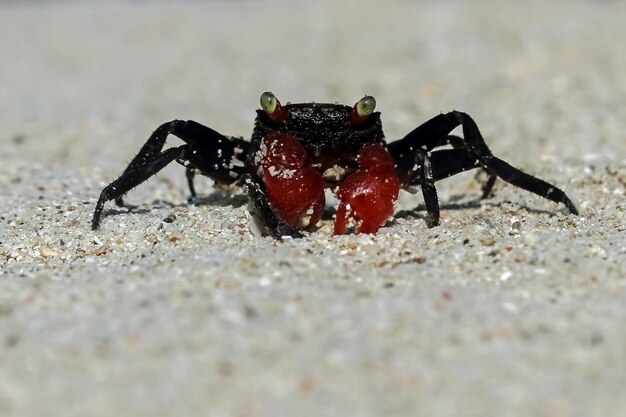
[388,113,467,160]
[92,146,185,229]
[390,111,578,217]
[92,119,246,229]
[437,135,498,197]
[430,149,481,181]
[185,166,197,201]
[476,155,579,214]
[429,149,495,198]
[92,120,188,229]
[420,151,439,227]
[450,112,578,214]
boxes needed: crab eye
[260,92,278,113]
[260,91,287,122]
[355,95,376,117]
[350,95,377,125]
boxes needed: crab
[91,92,578,238]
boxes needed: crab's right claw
[261,132,325,231]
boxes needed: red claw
[334,144,400,235]
[262,132,325,230]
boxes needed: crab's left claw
[334,144,400,235]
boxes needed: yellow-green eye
[260,91,278,114]
[355,95,376,117]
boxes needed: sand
[1,1,625,416]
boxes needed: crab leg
[389,111,578,221]
[92,120,247,230]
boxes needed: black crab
[92,92,578,238]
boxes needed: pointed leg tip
[425,216,439,228]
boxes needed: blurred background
[2,0,624,177]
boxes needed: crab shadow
[99,190,248,221]
[100,190,562,227]
[394,193,561,223]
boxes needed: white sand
[1,1,625,416]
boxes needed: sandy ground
[1,1,625,416]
